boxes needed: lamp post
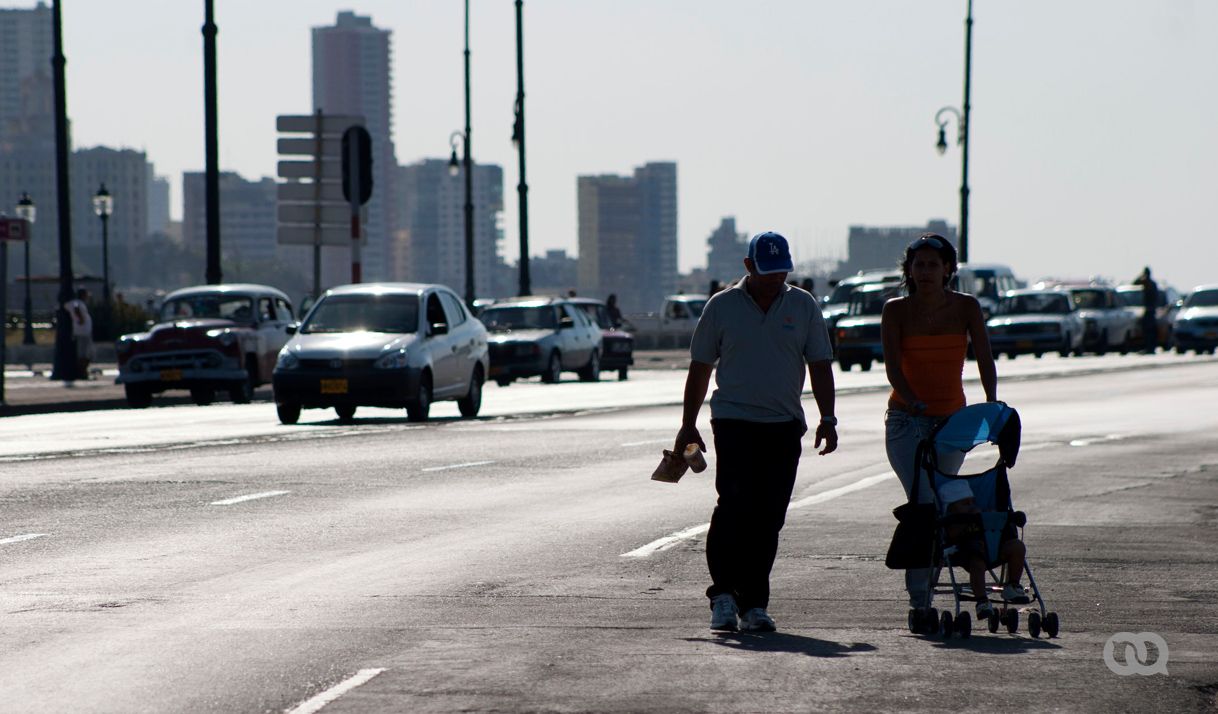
[512,0,530,297]
[934,0,974,264]
[15,193,35,345]
[92,183,113,337]
[453,0,475,308]
[50,0,77,382]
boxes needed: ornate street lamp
[512,0,530,297]
[92,183,113,337]
[934,0,974,264]
[14,193,36,345]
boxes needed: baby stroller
[905,402,1060,639]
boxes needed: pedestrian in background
[880,234,997,617]
[65,288,94,380]
[1134,267,1159,354]
[605,293,623,329]
[674,231,838,633]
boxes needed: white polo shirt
[689,278,833,426]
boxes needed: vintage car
[568,297,634,380]
[1115,284,1179,349]
[271,283,488,424]
[1055,285,1135,354]
[822,269,902,348]
[115,284,295,408]
[479,296,603,386]
[834,283,901,372]
[1171,285,1218,355]
[986,289,1085,359]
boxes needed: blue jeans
[885,409,965,607]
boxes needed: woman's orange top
[890,334,967,416]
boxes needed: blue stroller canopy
[929,402,1021,467]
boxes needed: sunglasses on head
[909,236,946,251]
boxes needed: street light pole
[50,0,77,382]
[461,0,475,307]
[15,193,35,346]
[933,0,973,264]
[92,183,113,337]
[513,0,531,297]
[203,0,222,285]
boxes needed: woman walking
[881,234,997,614]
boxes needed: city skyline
[10,1,1217,292]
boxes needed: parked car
[115,284,295,408]
[822,269,903,347]
[271,283,488,424]
[1115,284,1179,349]
[1171,285,1218,355]
[479,296,603,386]
[1056,285,1135,354]
[987,289,1084,359]
[568,297,634,380]
[953,263,1019,318]
[834,283,901,372]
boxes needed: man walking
[1134,267,1159,354]
[674,231,838,633]
[65,288,93,380]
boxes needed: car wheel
[578,350,600,382]
[125,384,152,409]
[458,366,483,418]
[541,352,562,384]
[839,361,852,372]
[495,378,512,387]
[860,360,873,372]
[1096,330,1109,355]
[229,378,254,404]
[335,405,357,422]
[407,373,432,422]
[190,387,215,406]
[276,402,301,425]
[618,367,629,381]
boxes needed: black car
[568,297,635,380]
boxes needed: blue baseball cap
[747,232,794,275]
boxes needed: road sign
[276,181,347,203]
[276,225,364,247]
[278,159,342,181]
[341,126,373,205]
[276,137,342,157]
[278,203,366,225]
[0,217,30,241]
[276,114,364,134]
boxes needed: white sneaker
[709,594,739,631]
[740,607,776,633]
[1002,583,1030,604]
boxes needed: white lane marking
[421,460,495,472]
[622,471,892,558]
[620,439,672,447]
[210,490,290,506]
[1069,434,1125,447]
[0,533,48,545]
[286,668,387,714]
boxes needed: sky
[44,0,1218,291]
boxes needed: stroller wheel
[1027,611,1042,638]
[955,611,972,639]
[1004,607,1020,634]
[907,608,919,633]
[1043,612,1060,638]
[926,608,940,635]
[940,611,954,637]
[987,608,1000,634]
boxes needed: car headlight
[206,328,237,347]
[374,349,409,369]
[276,350,299,370]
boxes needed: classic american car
[115,284,296,408]
[986,289,1085,358]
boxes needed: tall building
[71,147,148,287]
[0,2,52,150]
[577,162,677,313]
[705,217,747,284]
[183,171,279,269]
[312,11,396,285]
[836,219,957,278]
[147,169,171,236]
[395,159,504,298]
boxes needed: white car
[987,290,1084,359]
[1056,285,1135,354]
[272,283,489,424]
[1172,285,1218,355]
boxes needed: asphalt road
[1,358,1216,712]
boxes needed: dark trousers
[705,418,804,612]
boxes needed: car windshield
[1069,289,1108,309]
[480,305,558,331]
[300,294,419,334]
[160,294,255,323]
[1185,290,1218,308]
[1115,289,1143,307]
[682,300,707,318]
[576,304,612,330]
[848,289,894,316]
[1000,293,1071,315]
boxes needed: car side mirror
[559,317,575,329]
[286,323,298,335]
[430,322,449,336]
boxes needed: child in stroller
[937,477,1028,622]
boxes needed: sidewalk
[0,350,693,418]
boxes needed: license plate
[160,369,183,382]
[320,378,348,394]
[1016,340,1034,349]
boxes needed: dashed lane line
[285,668,387,714]
[209,490,291,506]
[421,460,495,472]
[0,533,48,545]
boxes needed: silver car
[480,297,603,386]
[272,283,489,424]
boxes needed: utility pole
[513,0,531,296]
[203,0,222,284]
